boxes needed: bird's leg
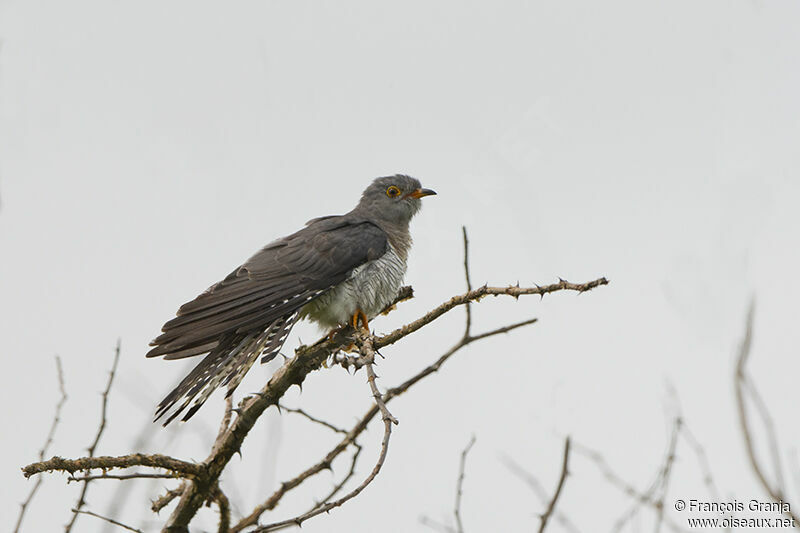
[351,309,369,331]
[329,310,369,362]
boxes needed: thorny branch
[163,294,606,528]
[24,453,203,479]
[234,229,558,530]
[14,356,68,533]
[250,332,397,532]
[21,229,609,532]
[66,339,121,532]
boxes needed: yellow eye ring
[386,186,401,198]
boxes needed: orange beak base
[407,188,437,199]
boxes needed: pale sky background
[2,1,799,532]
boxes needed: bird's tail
[154,312,299,425]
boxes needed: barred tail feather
[154,313,299,426]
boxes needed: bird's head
[357,174,437,225]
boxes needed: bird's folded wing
[146,218,387,360]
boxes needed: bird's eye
[386,186,401,198]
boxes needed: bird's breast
[300,247,407,330]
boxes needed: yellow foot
[351,309,369,331]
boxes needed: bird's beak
[407,188,437,199]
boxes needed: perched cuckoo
[147,175,436,425]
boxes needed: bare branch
[743,369,786,495]
[499,454,581,533]
[23,454,203,479]
[165,271,602,530]
[573,424,689,533]
[70,508,143,533]
[210,395,234,458]
[361,335,398,426]
[652,418,681,533]
[420,515,457,533]
[734,300,799,524]
[66,339,122,532]
[255,416,392,532]
[14,356,68,533]
[234,314,540,531]
[374,277,608,351]
[461,226,473,337]
[279,404,349,435]
[454,436,476,533]
[68,473,180,483]
[251,330,397,531]
[212,485,230,533]
[152,484,186,513]
[539,437,570,533]
[310,443,363,510]
[22,229,606,531]
[230,435,360,531]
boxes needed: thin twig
[539,437,570,533]
[101,412,163,532]
[462,226,473,337]
[152,483,186,513]
[14,356,68,533]
[605,416,681,533]
[66,340,122,532]
[454,436,476,533]
[420,516,457,533]
[572,436,688,533]
[652,418,681,533]
[256,415,392,532]
[278,404,349,435]
[310,443,363,510]
[68,473,180,482]
[70,508,143,533]
[734,300,799,524]
[499,454,581,533]
[743,374,786,495]
[678,423,729,533]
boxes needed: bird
[147,175,436,425]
